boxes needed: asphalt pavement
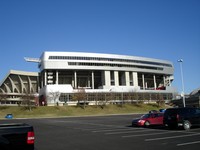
[1,114,200,150]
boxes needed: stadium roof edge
[42,51,173,65]
[0,70,38,86]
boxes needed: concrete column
[133,72,138,86]
[92,71,94,89]
[154,75,157,89]
[44,71,47,86]
[168,77,171,86]
[104,71,111,87]
[74,71,77,89]
[142,74,145,90]
[125,72,130,86]
[56,70,58,84]
[114,71,119,86]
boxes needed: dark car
[163,107,200,130]
[132,112,164,127]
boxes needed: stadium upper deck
[38,51,174,91]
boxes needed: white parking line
[57,120,123,128]
[122,131,170,138]
[92,127,144,133]
[177,141,200,146]
[106,128,154,135]
[145,133,200,141]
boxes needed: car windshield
[141,114,150,119]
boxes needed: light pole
[177,59,185,107]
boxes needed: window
[48,56,172,67]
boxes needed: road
[1,114,200,150]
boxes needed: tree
[72,88,87,109]
[47,91,60,106]
[0,93,7,105]
[0,93,7,102]
[98,93,108,109]
[21,93,35,111]
[94,92,99,108]
[157,93,165,107]
[134,92,139,104]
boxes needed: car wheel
[183,120,191,130]
[144,121,150,127]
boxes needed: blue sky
[0,0,199,94]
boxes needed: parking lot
[1,114,200,150]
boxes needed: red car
[132,112,164,127]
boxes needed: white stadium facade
[37,51,176,106]
[0,51,178,106]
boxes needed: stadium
[0,51,177,106]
